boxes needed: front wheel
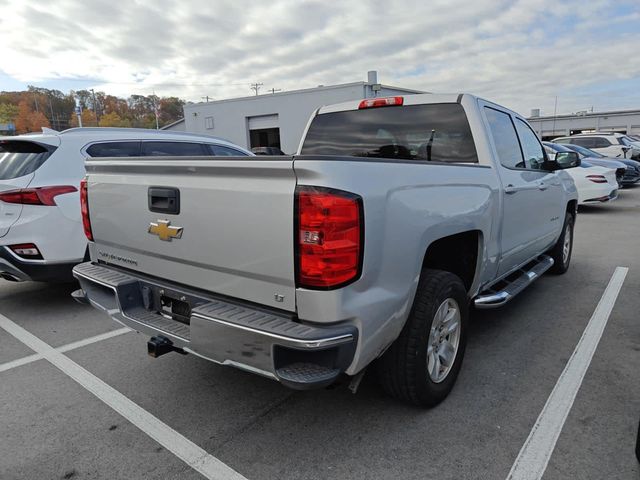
[548,213,575,274]
[377,269,468,407]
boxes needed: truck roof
[316,93,521,119]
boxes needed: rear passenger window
[514,119,546,170]
[0,141,55,180]
[484,107,524,169]
[141,142,208,156]
[571,138,595,148]
[594,138,612,148]
[207,145,248,156]
[86,142,141,157]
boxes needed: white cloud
[0,0,638,115]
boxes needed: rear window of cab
[300,103,478,163]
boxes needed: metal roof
[185,81,426,108]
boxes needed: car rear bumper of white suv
[0,246,79,282]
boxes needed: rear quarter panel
[293,156,500,373]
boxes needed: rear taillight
[296,186,363,289]
[80,179,93,241]
[0,186,77,206]
[586,175,607,184]
[9,243,43,260]
[358,96,404,109]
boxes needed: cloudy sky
[0,0,638,116]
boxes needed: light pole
[90,89,100,125]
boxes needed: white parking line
[506,266,628,480]
[0,313,247,480]
[0,327,131,373]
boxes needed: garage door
[248,114,279,130]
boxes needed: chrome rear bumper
[73,262,357,389]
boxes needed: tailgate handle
[148,187,180,215]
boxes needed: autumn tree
[29,111,51,131]
[101,94,130,118]
[14,101,32,133]
[159,97,184,126]
[2,88,183,131]
[28,86,75,130]
[68,109,98,128]
[14,100,50,133]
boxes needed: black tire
[377,269,468,407]
[548,213,575,275]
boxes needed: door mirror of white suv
[554,151,581,169]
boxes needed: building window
[205,116,214,130]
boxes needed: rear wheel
[377,269,468,407]
[548,213,574,274]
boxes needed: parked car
[0,128,252,283]
[73,94,580,407]
[543,144,617,205]
[251,146,286,155]
[552,133,640,160]
[560,143,640,186]
[544,142,625,187]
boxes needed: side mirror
[554,151,580,169]
[622,146,631,158]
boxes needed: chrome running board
[474,255,554,309]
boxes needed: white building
[160,118,186,131]
[528,108,640,140]
[182,72,424,153]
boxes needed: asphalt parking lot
[1,188,639,480]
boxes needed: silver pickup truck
[73,94,579,407]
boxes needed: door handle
[538,182,548,191]
[148,187,180,214]
[504,184,517,194]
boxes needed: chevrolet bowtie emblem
[148,220,183,241]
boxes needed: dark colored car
[560,143,640,187]
[251,146,286,155]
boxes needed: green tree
[0,103,19,124]
[98,112,132,128]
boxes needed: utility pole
[268,88,281,94]
[153,92,159,130]
[90,88,100,125]
[201,96,212,102]
[250,83,263,96]
[48,98,55,130]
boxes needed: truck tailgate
[85,156,297,312]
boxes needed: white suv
[0,128,252,282]
[552,133,640,160]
